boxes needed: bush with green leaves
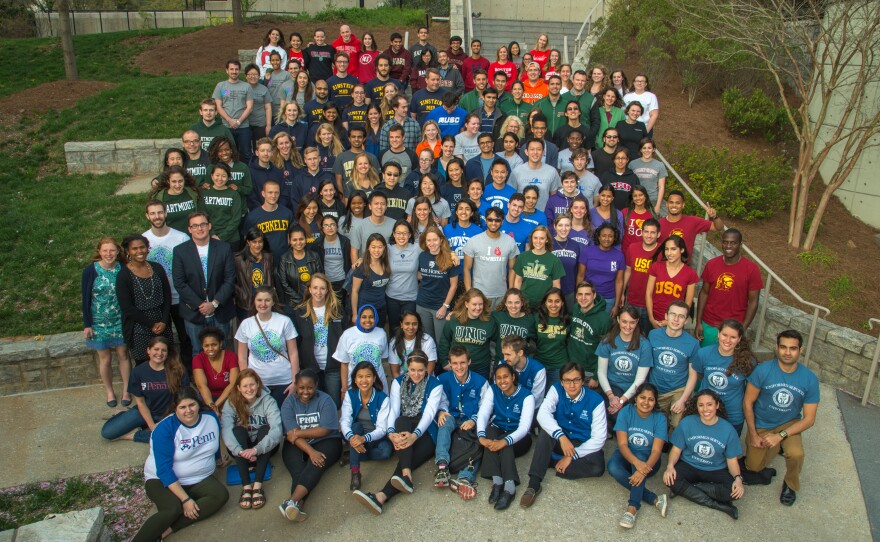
[672,145,790,221]
[721,87,791,142]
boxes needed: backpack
[448,426,483,472]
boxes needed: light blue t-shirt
[648,328,700,394]
[613,403,668,459]
[501,218,534,253]
[483,184,516,214]
[748,360,820,429]
[596,335,654,393]
[691,345,751,426]
[671,414,742,471]
[443,222,484,277]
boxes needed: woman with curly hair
[533,287,570,386]
[663,389,744,519]
[438,288,497,378]
[578,223,626,314]
[150,166,203,233]
[686,319,756,435]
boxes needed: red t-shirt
[488,61,517,91]
[659,215,712,257]
[331,36,362,59]
[288,50,305,66]
[622,209,654,255]
[355,50,380,84]
[461,56,490,91]
[700,256,764,327]
[625,243,657,307]
[192,350,238,399]
[649,262,699,321]
[529,49,550,71]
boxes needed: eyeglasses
[183,139,199,144]
[189,223,209,229]
[486,217,502,223]
[322,223,337,229]
[605,135,619,139]
[562,378,583,384]
[385,172,400,177]
[566,107,579,111]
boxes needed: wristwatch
[211,300,219,309]
[443,303,451,309]
[779,430,789,440]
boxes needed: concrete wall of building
[469,0,600,22]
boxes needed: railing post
[466,0,474,45]
[863,318,880,406]
[754,274,772,350]
[803,308,820,368]
[563,36,569,64]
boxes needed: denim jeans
[545,368,561,389]
[435,416,480,482]
[606,449,658,510]
[349,421,394,468]
[634,305,652,336]
[318,370,342,409]
[101,407,153,443]
[184,317,231,357]
[229,126,253,163]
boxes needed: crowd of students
[79,24,821,540]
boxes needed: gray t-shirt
[212,80,255,128]
[350,217,396,252]
[463,231,520,299]
[248,83,271,127]
[405,197,452,221]
[266,70,292,112]
[629,157,668,205]
[380,150,415,180]
[333,150,380,194]
[322,237,346,282]
[387,243,420,300]
[454,133,481,161]
[510,163,561,212]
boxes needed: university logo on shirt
[773,388,794,408]
[714,272,735,290]
[629,432,650,448]
[657,351,677,368]
[706,370,729,390]
[694,440,716,459]
[614,355,634,372]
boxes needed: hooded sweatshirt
[567,293,613,376]
[220,387,284,456]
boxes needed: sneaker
[434,467,451,488]
[619,511,636,529]
[279,499,307,522]
[391,474,414,494]
[455,478,477,501]
[353,490,383,515]
[655,494,668,518]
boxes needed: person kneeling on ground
[132,388,229,542]
[352,351,442,515]
[220,369,283,511]
[340,361,394,491]
[520,362,607,508]
[278,369,342,522]
[433,346,491,500]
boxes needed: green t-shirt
[535,315,569,369]
[567,298,613,376]
[439,317,498,370]
[159,189,203,233]
[492,311,537,361]
[514,251,565,307]
[201,186,244,244]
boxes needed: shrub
[672,145,790,221]
[827,275,857,311]
[797,243,837,268]
[721,87,791,142]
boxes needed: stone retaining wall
[64,138,180,176]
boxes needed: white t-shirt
[196,243,209,292]
[313,306,328,370]
[235,312,299,386]
[623,91,659,126]
[144,227,190,305]
[388,333,438,370]
[334,327,389,390]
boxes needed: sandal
[239,488,253,509]
[251,488,266,509]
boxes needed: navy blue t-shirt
[352,265,390,310]
[416,251,456,310]
[129,363,191,421]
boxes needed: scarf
[355,303,378,333]
[400,373,428,418]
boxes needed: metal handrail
[863,318,880,406]
[575,0,606,44]
[654,149,831,366]
[466,0,474,45]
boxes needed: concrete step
[471,18,585,63]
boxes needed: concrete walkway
[0,383,869,540]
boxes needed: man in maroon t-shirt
[461,39,490,92]
[624,218,660,334]
[446,35,468,69]
[694,228,763,345]
[658,190,724,259]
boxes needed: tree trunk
[231,0,243,28]
[802,183,836,251]
[56,0,78,81]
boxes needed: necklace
[132,265,156,300]
[554,237,572,252]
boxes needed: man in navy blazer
[172,211,236,356]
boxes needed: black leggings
[480,425,533,484]
[282,438,343,495]
[230,425,271,486]
[132,477,228,542]
[527,429,605,486]
[380,415,435,501]
[670,460,735,501]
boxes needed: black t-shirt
[599,169,641,211]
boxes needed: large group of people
[79,24,820,540]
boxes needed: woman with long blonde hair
[437,288,497,378]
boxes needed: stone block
[815,350,843,373]
[65,364,99,386]
[92,151,115,166]
[47,367,67,388]
[64,141,111,152]
[154,138,181,149]
[805,340,845,369]
[765,303,800,328]
[0,364,21,385]
[842,351,869,372]
[115,150,135,168]
[133,154,157,175]
[15,507,104,542]
[0,528,14,541]
[863,340,877,360]
[790,314,834,341]
[826,326,873,354]
[23,369,45,384]
[842,363,864,382]
[47,332,90,358]
[116,139,154,150]
[0,340,48,363]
